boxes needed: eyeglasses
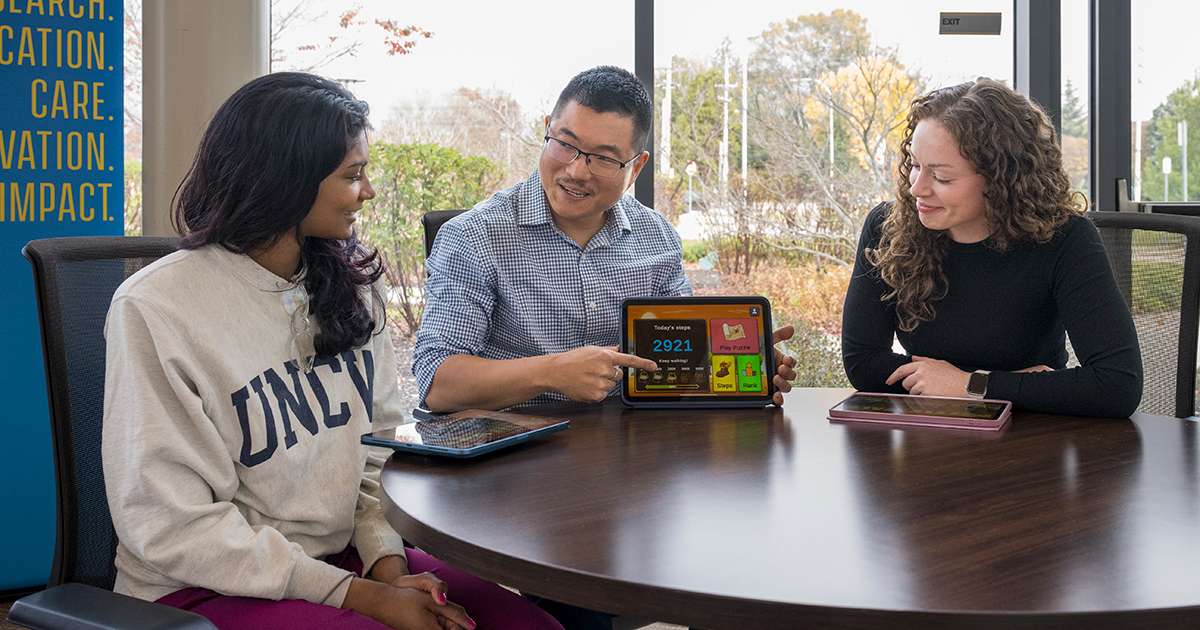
[543,135,640,178]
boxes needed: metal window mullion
[1089,0,1132,212]
[1015,0,1063,137]
[634,0,654,209]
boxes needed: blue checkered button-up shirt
[413,171,691,406]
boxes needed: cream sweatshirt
[102,245,407,607]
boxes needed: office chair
[8,236,216,630]
[1088,211,1200,418]
[421,209,468,259]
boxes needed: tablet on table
[362,409,569,458]
[621,296,775,408]
[828,392,1012,431]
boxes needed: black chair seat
[8,583,215,630]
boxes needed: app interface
[627,303,768,397]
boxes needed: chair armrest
[6,582,218,630]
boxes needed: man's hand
[770,325,798,406]
[885,355,971,397]
[544,346,657,403]
[426,348,655,412]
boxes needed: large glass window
[653,1,1012,386]
[1062,0,1089,195]
[272,1,632,190]
[271,1,634,408]
[123,0,143,235]
[1131,2,1200,202]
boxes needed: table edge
[380,468,1200,630]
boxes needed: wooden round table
[379,388,1200,629]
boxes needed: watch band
[967,370,991,399]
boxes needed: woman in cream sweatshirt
[102,72,561,630]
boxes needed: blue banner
[0,0,123,590]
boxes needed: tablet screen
[405,415,534,449]
[621,296,773,406]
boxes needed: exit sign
[940,12,1003,35]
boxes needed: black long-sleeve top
[841,203,1143,418]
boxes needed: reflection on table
[379,388,1200,629]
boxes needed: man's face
[539,100,647,238]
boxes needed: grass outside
[1131,261,1183,313]
[1127,228,1185,313]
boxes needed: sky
[275,1,1198,125]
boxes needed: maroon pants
[156,548,563,630]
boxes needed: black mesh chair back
[422,209,468,259]
[1088,212,1200,418]
[23,236,179,590]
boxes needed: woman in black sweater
[841,78,1142,418]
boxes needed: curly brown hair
[867,78,1086,331]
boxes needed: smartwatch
[966,370,990,399]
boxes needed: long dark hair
[173,72,384,356]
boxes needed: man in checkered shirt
[413,66,797,413]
